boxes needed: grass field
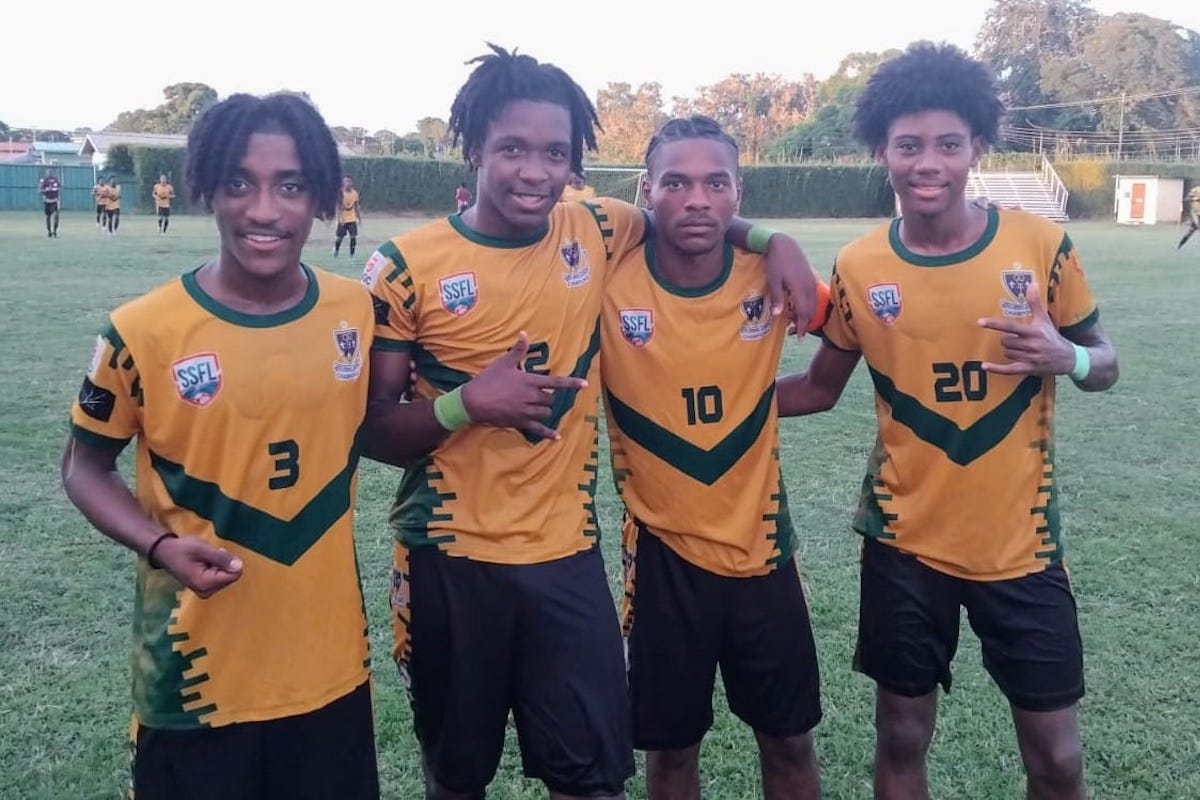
[1,210,1196,799]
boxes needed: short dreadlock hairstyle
[645,115,739,173]
[448,43,601,177]
[851,42,1004,152]
[186,92,342,220]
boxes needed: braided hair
[186,92,341,219]
[448,43,601,176]
[645,114,739,173]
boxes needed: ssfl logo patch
[867,283,902,325]
[172,353,222,407]
[618,308,654,347]
[439,272,478,316]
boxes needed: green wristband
[1069,343,1091,382]
[746,224,776,253]
[433,386,472,431]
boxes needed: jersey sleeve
[1047,233,1099,338]
[69,321,141,450]
[361,240,416,353]
[587,197,649,263]
[819,262,860,351]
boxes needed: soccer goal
[583,167,647,206]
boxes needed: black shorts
[625,524,822,751]
[392,544,633,796]
[107,208,120,218]
[336,221,358,238]
[157,206,171,218]
[854,537,1085,712]
[130,681,378,800]
[43,201,58,215]
[96,204,105,215]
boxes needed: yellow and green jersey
[365,199,647,564]
[560,184,596,203]
[603,241,795,577]
[152,182,174,209]
[69,265,374,729]
[822,207,1098,580]
[339,188,360,223]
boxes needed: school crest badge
[333,323,363,381]
[560,240,592,287]
[1000,267,1034,317]
[739,292,771,341]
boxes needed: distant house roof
[75,131,353,158]
[0,141,31,156]
[31,141,78,154]
[81,132,189,156]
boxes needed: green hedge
[129,147,189,214]
[740,164,892,218]
[342,157,472,213]
[118,146,1200,220]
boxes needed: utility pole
[1116,92,1126,160]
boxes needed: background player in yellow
[559,170,595,203]
[361,44,817,800]
[152,173,175,235]
[61,92,379,800]
[334,175,361,258]
[94,175,108,228]
[603,115,828,800]
[776,43,1118,800]
[103,176,121,235]
[1178,185,1200,249]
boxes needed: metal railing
[1040,156,1070,214]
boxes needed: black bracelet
[146,533,178,569]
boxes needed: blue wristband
[1069,343,1091,382]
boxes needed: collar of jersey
[888,205,999,268]
[644,239,734,298]
[448,212,549,248]
[182,263,320,328]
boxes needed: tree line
[7,2,1198,164]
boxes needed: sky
[4,0,1197,135]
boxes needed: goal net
[583,167,647,206]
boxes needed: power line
[1008,85,1200,111]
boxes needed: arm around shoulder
[360,348,450,467]
[776,340,862,417]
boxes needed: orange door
[1130,182,1146,220]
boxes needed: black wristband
[146,533,178,569]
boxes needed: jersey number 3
[268,439,300,489]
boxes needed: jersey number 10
[681,385,724,425]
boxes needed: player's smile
[212,132,315,282]
[468,99,572,238]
